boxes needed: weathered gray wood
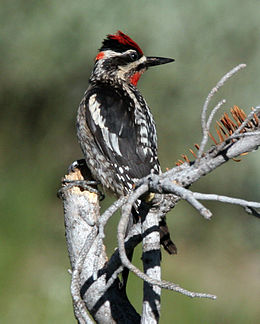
[60,169,140,323]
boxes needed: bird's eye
[129,52,138,61]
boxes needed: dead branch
[197,64,247,159]
[59,168,140,323]
[59,64,259,323]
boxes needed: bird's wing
[83,84,160,184]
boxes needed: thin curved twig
[206,99,226,130]
[228,107,260,141]
[71,226,98,324]
[117,184,217,300]
[197,64,247,160]
[227,130,260,140]
[92,196,129,279]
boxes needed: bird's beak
[145,56,175,67]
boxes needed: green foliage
[1,0,259,322]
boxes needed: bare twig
[93,196,128,280]
[206,99,226,130]
[117,183,216,300]
[71,227,98,324]
[197,64,247,159]
[227,130,260,140]
[228,107,260,141]
[152,181,213,219]
[192,192,260,209]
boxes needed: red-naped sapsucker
[77,31,176,254]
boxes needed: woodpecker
[77,31,176,254]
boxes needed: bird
[77,31,177,255]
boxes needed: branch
[228,106,260,141]
[141,207,161,323]
[115,64,259,308]
[164,128,260,190]
[192,192,260,210]
[60,64,260,323]
[197,64,247,159]
[59,168,140,323]
[93,195,128,280]
[117,184,217,300]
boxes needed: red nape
[96,52,105,60]
[130,72,142,86]
[108,31,143,55]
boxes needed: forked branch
[59,64,259,323]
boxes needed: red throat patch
[130,72,142,86]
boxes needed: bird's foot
[62,179,105,201]
[68,159,87,173]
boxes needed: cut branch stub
[60,167,141,323]
[60,168,100,267]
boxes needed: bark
[59,64,260,323]
[59,168,140,323]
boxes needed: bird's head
[90,31,174,86]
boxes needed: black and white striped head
[90,31,174,86]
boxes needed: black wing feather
[85,84,158,180]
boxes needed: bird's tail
[159,217,177,254]
[121,200,176,290]
[132,199,177,255]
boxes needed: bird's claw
[62,179,105,201]
[68,159,87,173]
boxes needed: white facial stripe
[101,50,121,58]
[118,55,146,72]
[102,49,145,61]
[101,50,146,69]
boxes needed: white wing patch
[89,94,105,127]
[109,133,121,156]
[89,94,122,156]
[140,124,148,146]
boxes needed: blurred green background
[1,0,260,323]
